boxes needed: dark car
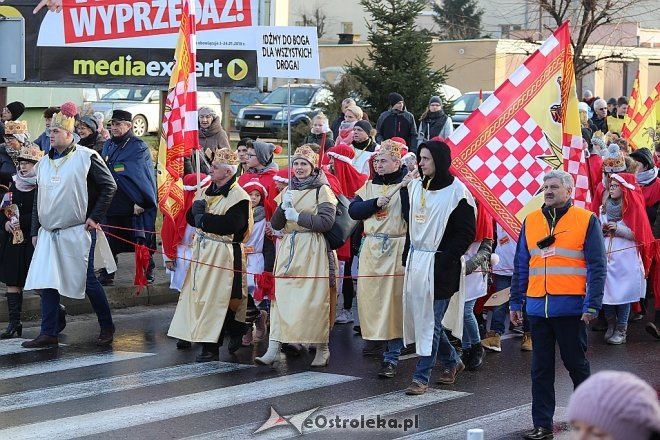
[235,84,331,139]
[452,91,493,128]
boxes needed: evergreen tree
[432,0,484,40]
[344,0,450,118]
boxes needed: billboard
[0,0,258,88]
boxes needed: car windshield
[101,89,151,101]
[453,93,491,112]
[262,87,316,105]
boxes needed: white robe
[402,178,476,356]
[25,146,113,299]
[601,217,646,305]
[166,224,195,292]
[245,217,266,292]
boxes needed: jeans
[603,303,631,326]
[529,315,590,429]
[490,275,512,335]
[462,299,480,349]
[383,338,404,365]
[412,299,461,385]
[40,230,114,336]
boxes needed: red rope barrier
[99,224,659,280]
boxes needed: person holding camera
[510,169,607,440]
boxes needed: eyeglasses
[595,107,607,111]
[246,153,257,158]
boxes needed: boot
[311,343,330,367]
[196,343,220,362]
[1,292,22,339]
[254,310,268,340]
[255,340,281,366]
[607,325,627,345]
[58,304,67,333]
[604,316,617,341]
[242,327,254,346]
[465,345,485,371]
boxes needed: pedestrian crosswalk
[0,337,565,439]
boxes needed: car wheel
[132,115,148,137]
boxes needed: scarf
[247,161,278,175]
[4,144,20,165]
[14,168,37,192]
[253,206,266,223]
[637,167,658,186]
[605,197,622,222]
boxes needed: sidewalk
[0,253,178,323]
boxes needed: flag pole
[287,80,292,184]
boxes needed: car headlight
[237,108,245,119]
[274,110,290,121]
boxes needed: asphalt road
[0,304,656,440]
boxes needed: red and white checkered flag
[157,0,198,222]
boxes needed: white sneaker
[335,309,354,324]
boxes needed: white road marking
[0,372,358,439]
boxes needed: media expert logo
[72,55,248,80]
[254,407,420,435]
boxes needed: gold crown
[293,145,319,167]
[4,120,28,135]
[17,143,44,163]
[51,112,76,133]
[378,139,404,159]
[212,147,239,166]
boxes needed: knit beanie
[354,120,372,135]
[6,101,25,120]
[429,96,442,106]
[251,140,276,166]
[630,148,654,170]
[198,107,216,117]
[79,115,99,132]
[567,371,660,440]
[388,92,404,107]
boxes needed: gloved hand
[465,259,478,275]
[282,191,294,208]
[191,200,207,216]
[284,207,299,222]
[194,214,204,228]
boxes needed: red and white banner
[447,22,590,239]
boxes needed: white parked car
[86,88,222,137]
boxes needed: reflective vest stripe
[528,267,588,276]
[529,248,585,259]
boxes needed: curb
[0,283,177,323]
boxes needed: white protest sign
[256,26,320,79]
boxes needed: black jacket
[376,109,418,151]
[0,145,16,188]
[31,144,117,237]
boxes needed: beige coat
[355,181,407,340]
[168,183,252,343]
[270,186,337,343]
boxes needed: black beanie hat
[630,148,654,170]
[354,119,372,134]
[388,92,404,107]
[429,96,442,106]
[6,101,25,120]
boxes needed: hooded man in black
[401,140,476,395]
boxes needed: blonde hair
[344,105,363,120]
[313,112,328,123]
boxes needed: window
[341,22,353,34]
